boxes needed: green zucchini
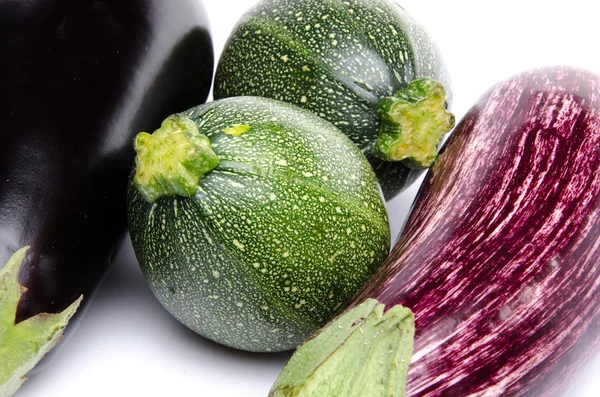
[214,0,455,200]
[127,97,390,352]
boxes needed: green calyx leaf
[374,77,455,168]
[269,298,415,397]
[133,114,221,203]
[0,246,82,397]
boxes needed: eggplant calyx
[373,78,455,168]
[269,298,414,397]
[133,114,221,203]
[0,246,82,397]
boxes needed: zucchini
[214,0,455,200]
[127,96,390,352]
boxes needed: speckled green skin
[214,0,451,200]
[127,97,390,352]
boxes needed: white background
[16,1,600,396]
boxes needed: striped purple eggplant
[344,66,600,396]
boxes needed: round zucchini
[127,97,390,352]
[214,0,455,200]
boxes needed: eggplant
[271,67,600,397]
[0,0,213,393]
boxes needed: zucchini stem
[133,115,220,203]
[373,78,455,168]
[269,299,414,397]
[0,247,82,397]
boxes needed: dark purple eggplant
[0,0,213,393]
[271,67,600,397]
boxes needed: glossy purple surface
[353,67,600,396]
[0,0,213,322]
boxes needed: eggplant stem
[133,114,221,203]
[373,78,455,168]
[0,246,82,397]
[269,298,414,397]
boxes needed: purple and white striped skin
[351,67,600,396]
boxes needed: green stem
[0,247,82,397]
[133,114,221,203]
[269,299,415,397]
[373,78,455,168]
